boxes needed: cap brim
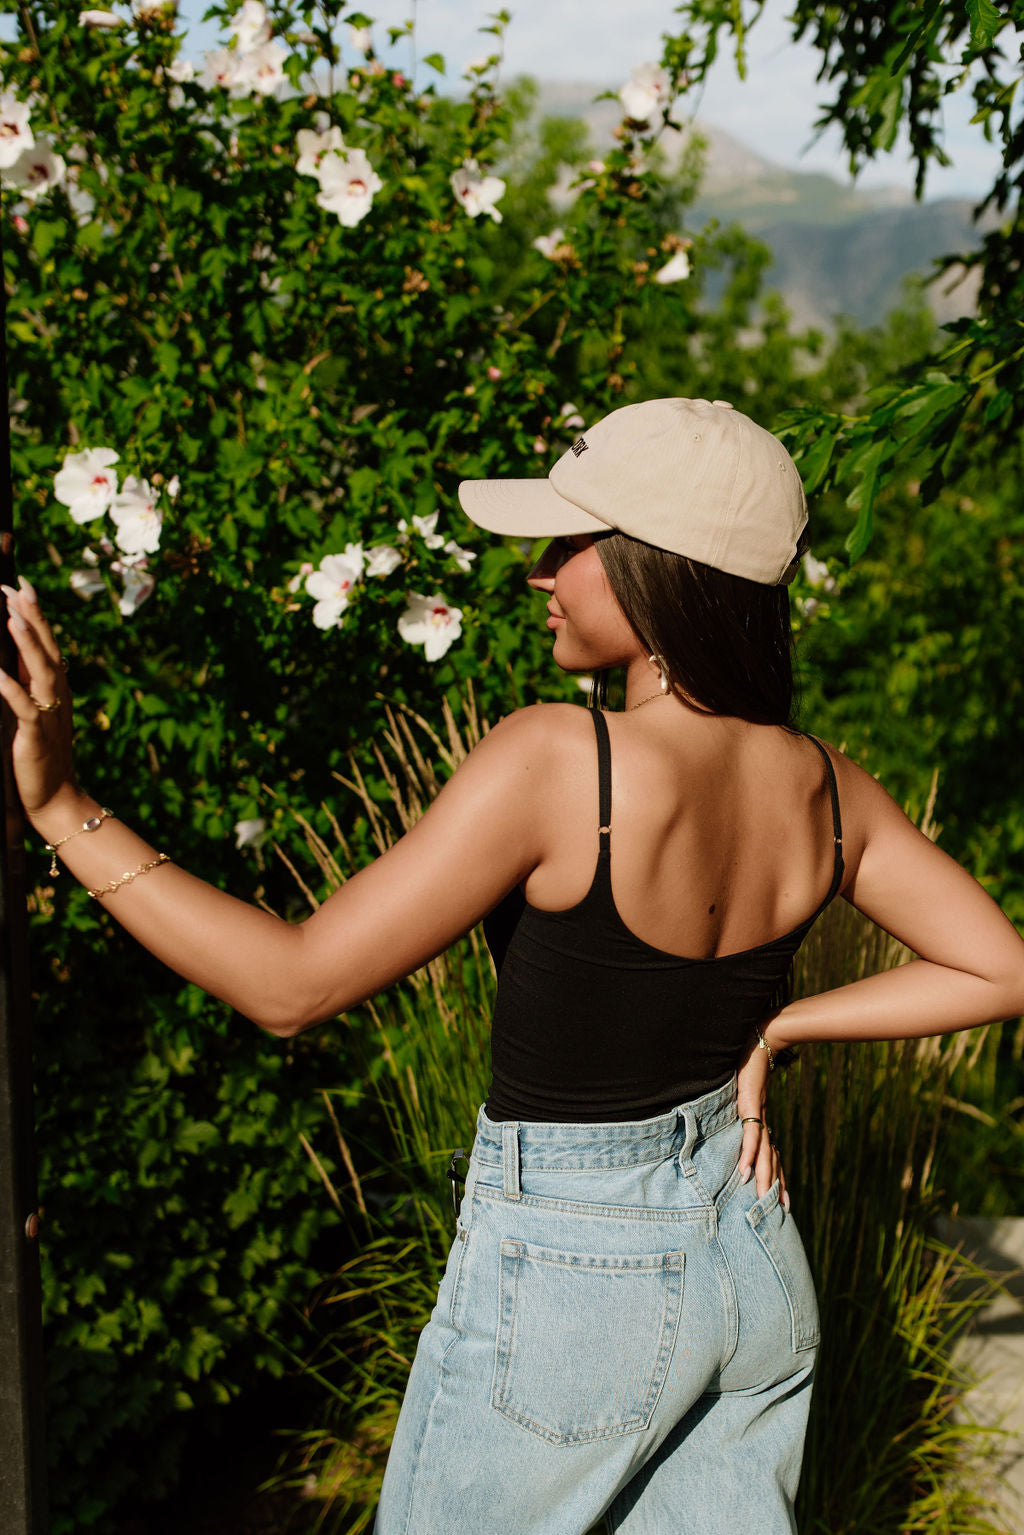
[458,477,610,540]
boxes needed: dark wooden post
[0,208,49,1534]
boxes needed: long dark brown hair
[594,532,797,726]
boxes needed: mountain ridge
[531,81,991,328]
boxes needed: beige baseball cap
[458,397,808,585]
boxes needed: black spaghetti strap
[805,734,844,895]
[590,708,612,840]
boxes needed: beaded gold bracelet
[87,853,171,900]
[45,807,115,877]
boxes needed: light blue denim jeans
[375,1076,818,1534]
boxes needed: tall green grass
[271,698,1006,1534]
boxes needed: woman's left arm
[0,582,551,1036]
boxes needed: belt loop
[502,1122,522,1201]
[677,1109,698,1173]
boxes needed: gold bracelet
[756,1026,776,1072]
[87,853,171,900]
[45,807,115,877]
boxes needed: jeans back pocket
[491,1239,684,1445]
[745,1187,819,1352]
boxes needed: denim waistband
[472,1075,738,1172]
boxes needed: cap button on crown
[711,399,734,410]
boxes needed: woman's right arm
[0,580,560,1038]
[763,754,1024,1052]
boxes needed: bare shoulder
[471,700,594,772]
[811,739,938,889]
[433,701,590,820]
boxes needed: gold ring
[740,1116,762,1126]
[29,694,61,713]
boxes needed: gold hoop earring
[647,653,670,695]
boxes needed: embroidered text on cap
[571,437,589,457]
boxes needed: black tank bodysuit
[482,708,844,1122]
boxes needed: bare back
[523,704,843,960]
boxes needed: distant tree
[662,0,1024,559]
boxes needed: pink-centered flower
[296,125,345,178]
[111,476,162,554]
[397,591,463,662]
[619,62,671,126]
[242,39,288,96]
[201,47,244,91]
[111,554,155,615]
[317,148,383,227]
[451,159,505,223]
[0,94,33,170]
[55,447,120,522]
[305,545,364,629]
[2,139,67,201]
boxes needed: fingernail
[17,576,36,601]
[740,1165,751,1184]
[0,585,19,603]
[8,611,27,632]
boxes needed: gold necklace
[628,692,669,712]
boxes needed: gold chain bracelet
[755,1026,776,1072]
[87,853,171,900]
[45,807,115,877]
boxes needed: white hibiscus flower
[305,545,364,629]
[802,552,837,594]
[0,94,34,171]
[70,565,107,599]
[450,159,505,223]
[111,476,163,554]
[234,817,267,849]
[654,250,691,284]
[444,539,476,572]
[398,592,464,662]
[532,228,566,259]
[167,58,195,84]
[397,512,445,549]
[2,139,67,201]
[619,62,671,127]
[201,48,245,92]
[348,25,372,54]
[55,447,120,523]
[112,555,156,615]
[228,0,271,53]
[78,10,126,28]
[295,125,345,178]
[365,545,402,577]
[243,39,288,96]
[316,148,383,227]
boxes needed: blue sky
[69,3,1015,198]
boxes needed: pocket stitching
[491,1241,685,1445]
